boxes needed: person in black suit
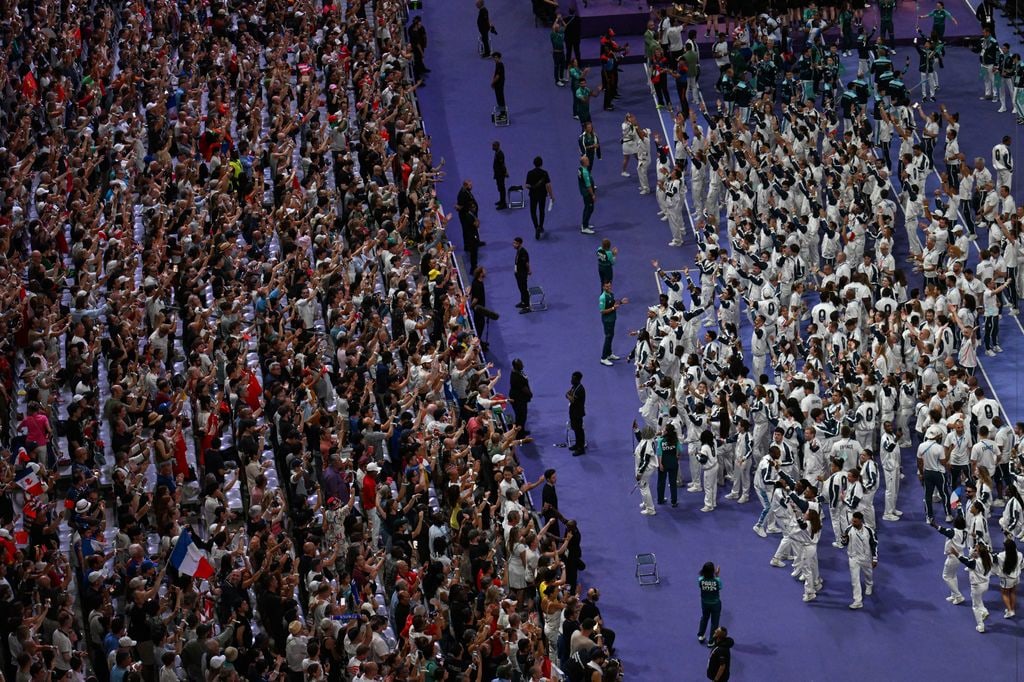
[454,180,481,271]
[493,141,509,209]
[470,267,489,347]
[513,237,531,312]
[976,0,996,36]
[491,52,506,110]
[541,468,566,530]
[525,156,554,238]
[567,371,586,454]
[509,358,533,433]
[476,0,496,57]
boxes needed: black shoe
[479,241,487,246]
[423,68,432,73]
[671,502,678,508]
[572,450,585,456]
[535,229,541,239]
[496,203,508,210]
[515,302,528,308]
[519,307,532,314]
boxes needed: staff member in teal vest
[596,238,617,286]
[697,561,723,645]
[599,281,627,366]
[657,423,682,507]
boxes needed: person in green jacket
[551,16,567,86]
[697,562,723,645]
[596,238,617,286]
[657,422,682,506]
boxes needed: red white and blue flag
[170,529,215,580]
[14,466,45,496]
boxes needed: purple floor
[417,1,1024,679]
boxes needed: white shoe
[882,514,899,522]
[832,541,844,549]
[945,595,955,602]
[894,510,904,517]
[639,189,651,195]
[700,505,714,512]
[766,526,782,534]
[976,624,986,633]
[986,349,996,356]
[737,496,749,504]
[668,240,681,246]
[999,107,1007,113]
[580,226,595,234]
[607,354,621,360]
[600,358,613,366]
[657,211,666,217]
[803,593,817,602]
[993,499,1006,508]
[849,601,863,610]
[689,486,703,493]
[791,568,802,578]
[945,514,953,522]
[1008,610,1016,618]
[865,585,873,596]
[640,508,657,515]
[753,525,767,538]
[621,171,630,177]
[995,345,1004,352]
[769,558,785,568]
[951,595,965,605]
[725,492,739,500]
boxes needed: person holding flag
[170,528,216,581]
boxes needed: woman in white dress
[993,536,1020,619]
[620,113,641,177]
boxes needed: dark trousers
[480,30,491,56]
[570,413,585,451]
[512,399,528,430]
[516,271,530,306]
[565,34,581,63]
[657,464,679,504]
[529,194,545,231]
[950,463,973,490]
[601,318,615,359]
[698,602,722,638]
[553,50,566,83]
[496,176,507,205]
[467,243,480,271]
[923,469,951,521]
[494,83,506,109]
[984,314,1000,350]
[582,195,595,228]
[947,163,961,190]
[654,77,670,106]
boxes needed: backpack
[565,650,589,682]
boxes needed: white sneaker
[865,585,873,596]
[668,240,681,246]
[700,505,714,512]
[986,349,996,356]
[621,171,630,177]
[659,215,668,221]
[945,595,955,602]
[803,593,817,602]
[725,492,739,500]
[951,595,965,605]
[882,514,899,522]
[769,558,785,568]
[993,499,1006,508]
[894,510,904,516]
[999,107,1007,113]
[766,526,782,534]
[849,602,863,610]
[832,541,844,549]
[945,514,954,522]
[737,495,749,503]
[976,624,986,633]
[600,358,613,366]
[995,345,1004,352]
[640,508,656,515]
[580,226,595,234]
[639,189,651,195]
[607,354,621,360]
[1008,610,1016,618]
[753,525,767,538]
[791,568,802,578]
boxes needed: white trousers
[970,582,989,626]
[638,468,656,512]
[850,559,874,604]
[883,467,900,516]
[703,464,719,509]
[942,556,963,599]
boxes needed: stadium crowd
[0,2,609,682]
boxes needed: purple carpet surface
[416,1,1024,678]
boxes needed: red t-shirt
[361,474,377,510]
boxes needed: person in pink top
[19,401,51,461]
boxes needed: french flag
[14,467,45,496]
[170,529,215,580]
[950,486,964,512]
